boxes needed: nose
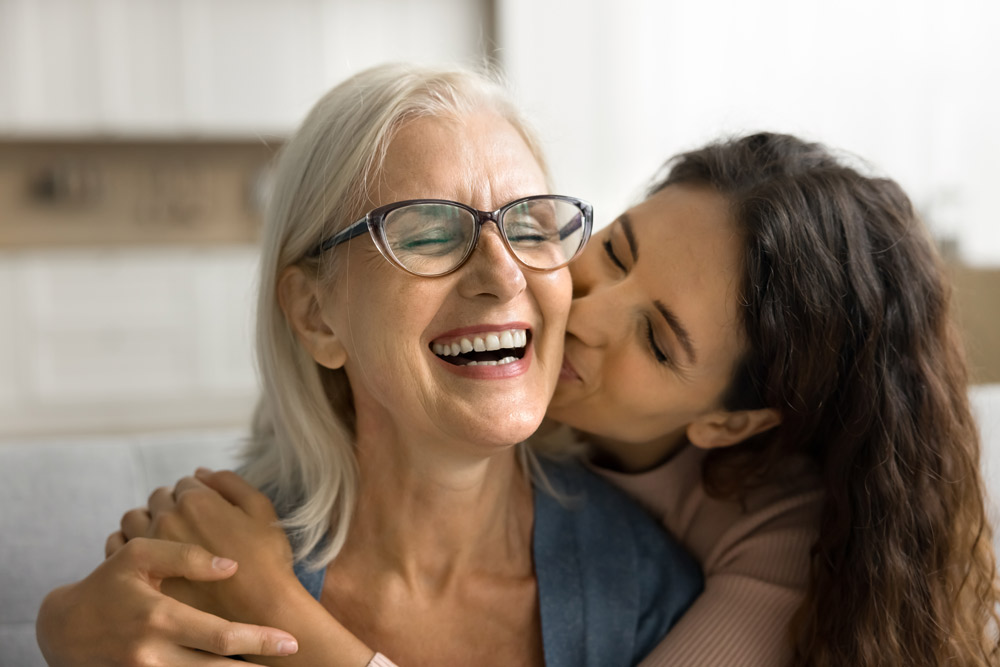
[566,254,616,348]
[455,223,527,301]
[566,282,614,348]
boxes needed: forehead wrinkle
[377,112,545,212]
[373,116,460,203]
[454,130,542,211]
[447,111,545,206]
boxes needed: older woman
[35,64,701,667]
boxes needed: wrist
[233,565,316,626]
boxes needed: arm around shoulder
[637,483,822,667]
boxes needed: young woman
[552,132,1000,665]
[38,92,1000,664]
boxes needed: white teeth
[431,328,528,357]
[467,356,518,366]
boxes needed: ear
[686,407,781,450]
[277,266,348,370]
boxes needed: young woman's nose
[566,277,617,348]
[456,226,527,301]
[569,258,594,300]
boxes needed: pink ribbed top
[595,444,823,667]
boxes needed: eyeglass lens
[381,198,587,276]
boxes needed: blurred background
[0,0,997,438]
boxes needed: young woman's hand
[93,470,379,667]
[36,537,299,666]
[126,469,301,625]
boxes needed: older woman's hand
[36,538,299,666]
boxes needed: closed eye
[645,318,670,366]
[603,239,627,272]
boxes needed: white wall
[0,248,261,437]
[498,0,1000,265]
[0,0,492,137]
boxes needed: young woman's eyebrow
[654,299,697,364]
[619,214,639,262]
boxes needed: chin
[476,412,547,449]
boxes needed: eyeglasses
[308,195,593,277]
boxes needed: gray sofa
[2,386,999,667]
[0,431,242,667]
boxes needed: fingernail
[195,467,213,477]
[277,640,298,655]
[212,557,237,570]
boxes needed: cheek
[606,358,665,413]
[547,270,574,322]
[530,270,572,344]
[598,373,694,442]
[601,354,703,428]
[334,276,423,364]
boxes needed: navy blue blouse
[293,459,702,667]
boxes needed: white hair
[240,63,553,569]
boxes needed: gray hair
[241,63,551,569]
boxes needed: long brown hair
[655,133,1000,666]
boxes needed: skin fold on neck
[336,412,536,592]
[319,419,543,666]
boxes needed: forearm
[121,471,393,666]
[240,584,378,667]
[638,577,802,667]
[36,539,303,667]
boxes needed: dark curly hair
[654,132,1000,666]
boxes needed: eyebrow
[619,213,639,262]
[654,300,697,364]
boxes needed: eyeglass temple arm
[557,204,592,240]
[309,217,369,258]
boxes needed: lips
[559,355,581,381]
[431,328,529,366]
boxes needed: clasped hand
[37,469,301,666]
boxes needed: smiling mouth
[431,328,530,366]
